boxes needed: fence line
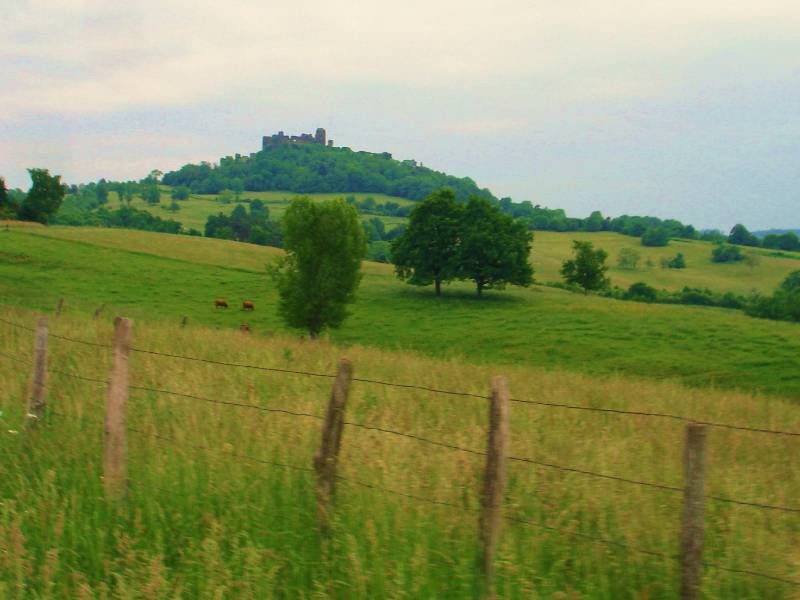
[2,315,798,438]
[36,405,800,588]
[2,346,800,515]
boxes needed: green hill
[2,224,799,398]
[161,143,497,202]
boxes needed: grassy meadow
[106,190,414,232]
[1,226,800,399]
[533,232,800,296]
[1,307,799,597]
[103,189,800,296]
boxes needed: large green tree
[457,197,534,296]
[561,240,610,294]
[269,197,366,337]
[728,223,760,247]
[19,168,67,224]
[391,189,463,296]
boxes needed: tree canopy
[561,241,610,294]
[391,190,533,296]
[391,189,463,296]
[163,143,496,203]
[269,198,367,337]
[18,168,67,224]
[457,197,534,296]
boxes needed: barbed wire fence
[1,314,799,597]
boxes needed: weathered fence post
[313,358,353,531]
[94,304,106,320]
[103,317,133,500]
[55,297,64,316]
[480,376,510,597]
[27,317,49,422]
[680,423,707,600]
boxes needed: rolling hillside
[2,224,799,398]
[54,185,800,297]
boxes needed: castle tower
[315,128,326,145]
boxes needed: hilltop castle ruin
[262,128,334,151]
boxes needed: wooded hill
[162,143,497,203]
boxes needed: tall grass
[1,307,798,597]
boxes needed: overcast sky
[2,1,799,230]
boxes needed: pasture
[104,190,800,296]
[0,307,797,597]
[533,232,800,296]
[1,226,799,399]
[106,189,413,232]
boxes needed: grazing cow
[215,298,228,309]
[239,323,251,333]
[242,300,255,311]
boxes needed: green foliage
[728,223,760,247]
[561,241,610,294]
[171,186,191,201]
[204,201,281,247]
[0,177,15,220]
[367,240,392,263]
[269,197,366,337]
[18,168,67,224]
[362,217,386,242]
[781,270,800,292]
[640,227,670,247]
[141,183,161,205]
[666,253,686,269]
[711,244,744,263]
[624,281,657,302]
[52,203,182,233]
[457,197,534,296]
[391,190,533,296]
[95,178,109,204]
[162,144,496,203]
[616,247,641,270]
[762,232,800,251]
[747,270,800,322]
[391,189,463,296]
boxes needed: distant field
[77,189,800,297]
[106,189,413,232]
[534,232,800,295]
[2,226,799,399]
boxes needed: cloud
[4,0,799,117]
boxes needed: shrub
[624,282,657,302]
[641,227,670,247]
[711,244,743,263]
[666,253,686,269]
[616,247,641,270]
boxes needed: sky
[2,0,799,231]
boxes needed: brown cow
[242,300,255,311]
[215,298,228,309]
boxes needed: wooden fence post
[103,317,133,500]
[313,358,353,531]
[680,423,707,600]
[55,297,64,316]
[93,304,106,320]
[480,376,510,597]
[27,317,48,422]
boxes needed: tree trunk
[435,279,441,296]
[476,282,483,297]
